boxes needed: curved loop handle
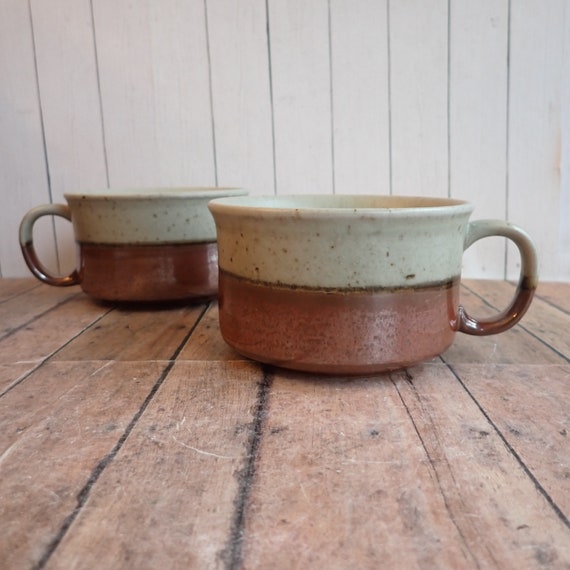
[19,204,80,287]
[459,220,538,335]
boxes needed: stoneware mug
[20,187,247,302]
[208,194,538,374]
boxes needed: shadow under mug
[20,187,247,302]
[208,194,539,375]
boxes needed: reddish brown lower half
[219,271,460,374]
[79,242,218,302]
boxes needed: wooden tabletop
[1,278,569,569]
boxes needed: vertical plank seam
[445,363,570,530]
[222,367,272,570]
[327,0,336,195]
[203,0,219,186]
[447,0,451,198]
[27,0,60,273]
[504,0,512,280]
[386,0,393,195]
[32,303,211,570]
[265,0,278,195]
[89,0,110,188]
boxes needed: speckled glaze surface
[20,187,247,302]
[210,195,473,289]
[64,187,247,244]
[209,195,538,374]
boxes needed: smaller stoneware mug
[20,187,247,302]
[208,194,539,375]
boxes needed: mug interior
[209,194,470,212]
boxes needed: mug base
[218,271,460,375]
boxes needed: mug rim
[64,187,246,200]
[208,194,473,218]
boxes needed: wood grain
[0,294,110,394]
[0,283,82,338]
[452,363,570,519]
[536,281,570,314]
[1,278,569,568]
[0,278,38,302]
[241,364,570,569]
[0,360,168,569]
[52,302,207,362]
[44,361,262,570]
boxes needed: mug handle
[458,220,538,335]
[19,204,80,286]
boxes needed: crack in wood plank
[31,304,210,570]
[446,363,570,532]
[393,369,485,569]
[221,367,273,570]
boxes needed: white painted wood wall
[1,0,568,281]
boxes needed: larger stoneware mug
[208,195,538,374]
[20,187,247,302]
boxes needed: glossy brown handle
[458,220,538,335]
[19,204,80,286]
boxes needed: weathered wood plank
[443,286,566,365]
[0,360,167,569]
[329,0,390,195]
[44,361,261,570]
[240,364,570,569]
[52,303,207,362]
[0,363,37,395]
[0,278,39,302]
[177,302,246,362]
[30,0,109,273]
[389,0,448,197]
[449,0,509,278]
[269,0,333,195]
[535,282,570,314]
[207,0,275,195]
[464,280,570,361]
[507,0,567,280]
[0,295,110,394]
[0,0,56,277]
[0,283,82,338]
[92,0,215,187]
[452,363,570,519]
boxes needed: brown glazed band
[458,220,538,336]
